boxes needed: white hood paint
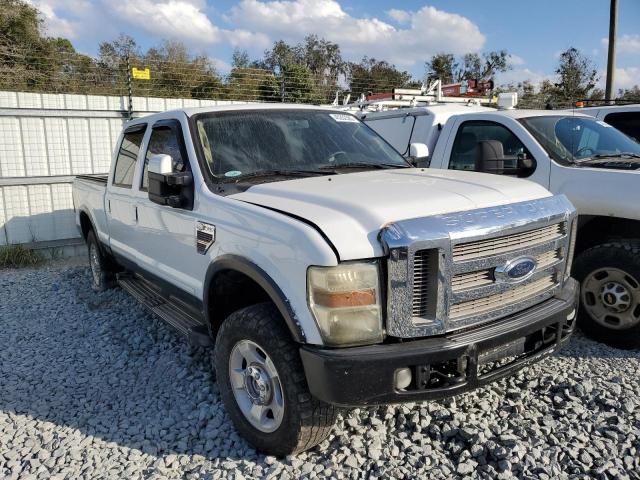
[231,169,553,260]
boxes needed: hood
[230,168,553,260]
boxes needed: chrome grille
[452,223,564,262]
[450,274,556,319]
[382,195,577,339]
[451,249,562,293]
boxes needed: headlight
[565,219,578,280]
[307,262,383,346]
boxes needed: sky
[28,0,640,90]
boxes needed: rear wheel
[86,230,115,292]
[214,303,338,456]
[573,242,640,349]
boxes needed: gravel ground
[1,261,639,480]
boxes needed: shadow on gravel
[0,265,260,464]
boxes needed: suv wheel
[573,241,640,349]
[214,303,338,456]
[86,230,115,292]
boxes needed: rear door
[131,118,205,297]
[105,124,146,260]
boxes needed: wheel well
[576,215,640,254]
[207,269,273,336]
[79,211,93,239]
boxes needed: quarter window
[113,130,144,188]
[603,112,640,142]
[449,121,534,176]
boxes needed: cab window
[141,125,187,191]
[449,121,534,176]
[112,130,144,188]
[603,112,640,142]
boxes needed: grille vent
[412,249,436,318]
[196,222,216,254]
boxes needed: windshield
[521,115,640,163]
[194,110,408,180]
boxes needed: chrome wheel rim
[582,267,640,330]
[89,243,101,286]
[229,340,284,433]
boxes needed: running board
[117,274,212,347]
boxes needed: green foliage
[425,50,511,84]
[544,47,599,105]
[0,244,42,268]
[347,57,415,97]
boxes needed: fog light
[394,367,412,390]
[567,309,576,320]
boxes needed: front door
[130,118,206,298]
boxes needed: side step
[118,273,212,347]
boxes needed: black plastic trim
[204,255,305,343]
[300,279,578,407]
[124,122,147,134]
[112,252,204,314]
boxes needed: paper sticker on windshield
[596,120,613,128]
[330,113,359,123]
[225,170,242,177]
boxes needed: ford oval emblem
[495,257,537,283]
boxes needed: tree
[550,47,599,105]
[425,53,457,84]
[618,86,640,102]
[347,57,415,97]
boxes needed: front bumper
[300,278,578,407]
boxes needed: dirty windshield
[521,115,640,164]
[194,109,408,180]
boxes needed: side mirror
[475,140,505,174]
[517,153,535,175]
[148,154,193,208]
[408,142,430,167]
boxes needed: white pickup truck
[73,104,578,455]
[359,102,640,349]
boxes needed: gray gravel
[1,262,639,480]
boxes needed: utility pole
[605,0,618,104]
[126,52,133,119]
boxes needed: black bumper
[300,279,578,407]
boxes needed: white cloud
[387,9,410,24]
[210,57,232,73]
[613,66,640,90]
[601,34,640,55]
[105,0,221,44]
[508,54,525,66]
[227,0,486,67]
[26,0,91,38]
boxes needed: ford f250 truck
[73,104,578,455]
[356,100,640,349]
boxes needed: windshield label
[330,113,359,123]
[224,170,242,177]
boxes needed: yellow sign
[132,67,150,80]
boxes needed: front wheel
[214,303,338,456]
[573,242,640,349]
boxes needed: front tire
[573,242,640,349]
[214,303,338,456]
[86,230,115,292]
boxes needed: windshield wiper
[227,169,333,180]
[576,152,640,162]
[318,162,410,171]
